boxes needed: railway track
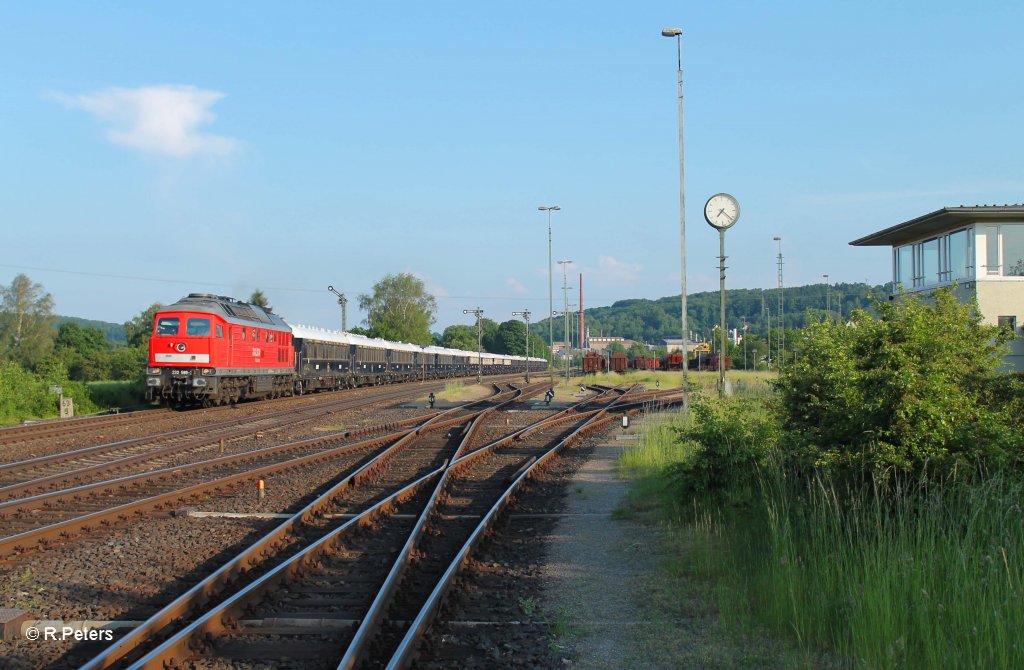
[73,385,682,669]
[0,383,447,503]
[0,384,530,562]
[0,409,173,445]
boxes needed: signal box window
[186,318,211,336]
[156,318,179,335]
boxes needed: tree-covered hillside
[535,282,890,344]
[56,316,126,342]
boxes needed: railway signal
[463,308,485,383]
[512,310,532,382]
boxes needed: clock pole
[718,228,728,398]
[703,193,740,399]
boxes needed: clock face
[704,193,740,230]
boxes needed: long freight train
[146,293,546,405]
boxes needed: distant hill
[55,316,126,343]
[534,282,891,344]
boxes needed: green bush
[87,379,147,409]
[774,288,1022,481]
[0,360,98,425]
[666,396,781,506]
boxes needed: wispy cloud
[588,255,644,285]
[53,85,238,157]
[505,277,527,296]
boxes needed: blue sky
[2,2,1023,333]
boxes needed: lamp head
[661,28,682,37]
[327,285,334,291]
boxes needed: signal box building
[850,204,1024,370]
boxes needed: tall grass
[672,454,1024,668]
[623,396,1024,669]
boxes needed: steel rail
[334,387,620,669]
[0,401,409,503]
[0,409,171,443]
[334,387,528,669]
[119,467,447,670]
[104,387,532,669]
[383,387,665,669]
[0,384,518,515]
[77,385,529,669]
[0,382,438,479]
[0,387,527,560]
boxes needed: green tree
[249,289,272,312]
[124,303,164,349]
[0,274,56,368]
[626,341,649,360]
[54,322,111,380]
[775,288,1018,480]
[478,318,500,353]
[358,273,437,345]
[441,324,478,351]
[608,341,627,355]
[493,320,528,355]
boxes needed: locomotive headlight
[202,368,215,375]
[147,367,161,375]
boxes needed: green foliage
[775,288,1019,480]
[0,359,98,424]
[51,322,144,382]
[626,341,649,360]
[492,319,528,355]
[667,396,781,506]
[55,316,126,342]
[684,465,1024,670]
[441,324,477,351]
[123,303,164,349]
[0,273,56,368]
[538,282,885,345]
[249,289,272,312]
[87,379,146,409]
[608,341,626,355]
[358,273,437,345]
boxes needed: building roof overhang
[849,205,1024,247]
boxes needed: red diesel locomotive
[146,294,296,404]
[146,293,548,406]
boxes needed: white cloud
[591,255,643,284]
[505,277,527,296]
[54,85,238,157]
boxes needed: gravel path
[541,434,811,670]
[541,436,682,669]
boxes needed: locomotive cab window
[156,317,180,335]
[216,324,224,338]
[186,318,211,336]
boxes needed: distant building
[588,336,632,353]
[850,204,1024,370]
[661,338,701,354]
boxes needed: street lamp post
[662,27,689,406]
[463,308,484,383]
[539,205,561,388]
[773,236,784,367]
[513,310,532,382]
[558,260,573,384]
[823,274,830,320]
[327,286,348,332]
